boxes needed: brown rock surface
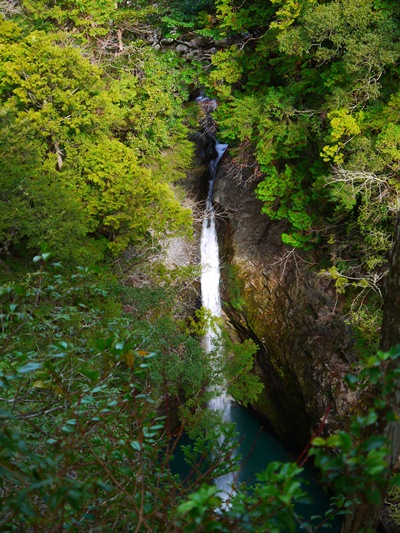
[213,155,357,448]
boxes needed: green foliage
[0,255,295,530]
[175,347,400,531]
[209,0,400,353]
[0,346,176,528]
[148,135,196,184]
[136,314,210,399]
[0,30,121,140]
[2,2,400,530]
[215,0,273,35]
[178,485,222,529]
[184,307,214,336]
[180,423,240,482]
[211,0,400,246]
[109,281,174,320]
[22,0,117,38]
[177,461,309,532]
[194,311,264,406]
[0,109,96,261]
[208,45,244,98]
[157,0,216,37]
[322,109,362,165]
[0,16,194,261]
[256,164,314,248]
[269,0,306,31]
[65,136,192,254]
[312,431,390,505]
[0,259,231,530]
[385,484,400,528]
[345,299,382,358]
[274,0,400,105]
[120,48,192,156]
[224,336,263,405]
[311,346,400,509]
[215,87,316,247]
[225,264,246,310]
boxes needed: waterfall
[200,138,235,502]
[195,103,338,531]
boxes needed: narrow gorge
[195,99,342,530]
[191,100,357,452]
[3,1,400,530]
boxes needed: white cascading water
[200,138,235,502]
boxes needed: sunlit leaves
[215,0,272,35]
[22,0,117,37]
[0,110,93,261]
[65,136,191,254]
[322,109,362,164]
[0,19,193,260]
[208,45,244,98]
[224,337,263,405]
[212,0,400,270]
[270,0,310,31]
[0,31,123,143]
[178,461,307,532]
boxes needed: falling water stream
[198,129,340,530]
[199,139,234,501]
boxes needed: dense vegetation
[1,1,400,531]
[201,0,400,357]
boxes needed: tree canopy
[2,0,400,531]
[0,12,192,261]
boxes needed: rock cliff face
[211,155,357,449]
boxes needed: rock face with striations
[212,155,357,449]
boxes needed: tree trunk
[341,214,400,532]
